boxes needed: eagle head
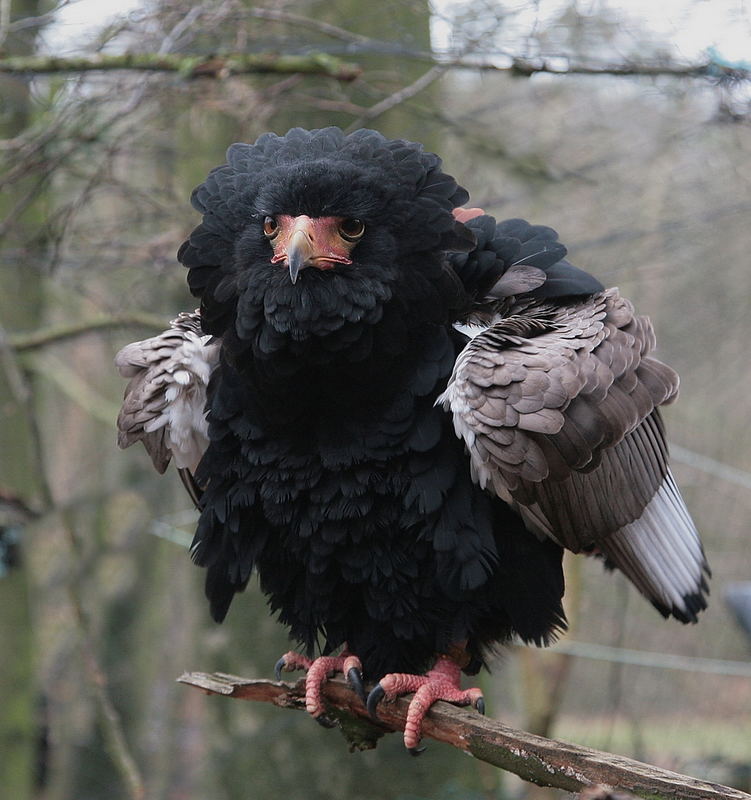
[177,128,474,362]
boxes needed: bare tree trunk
[0,1,50,796]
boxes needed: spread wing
[115,310,220,506]
[439,288,709,622]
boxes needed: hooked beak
[269,215,357,284]
[287,229,315,284]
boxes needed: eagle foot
[274,650,366,720]
[366,655,484,753]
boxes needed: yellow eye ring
[263,216,279,238]
[339,218,365,242]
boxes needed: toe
[274,651,312,679]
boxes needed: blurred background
[1,1,751,798]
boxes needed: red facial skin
[452,206,485,223]
[268,215,361,281]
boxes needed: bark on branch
[178,672,751,800]
[1,52,746,83]
[500,56,748,81]
[0,53,362,81]
[8,313,169,352]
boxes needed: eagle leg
[366,655,484,754]
[274,650,366,724]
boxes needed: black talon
[274,656,286,681]
[408,746,427,756]
[314,714,337,729]
[347,667,367,703]
[366,684,385,719]
[475,696,485,716]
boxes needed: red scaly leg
[367,655,485,753]
[274,649,365,724]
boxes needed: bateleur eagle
[116,127,709,751]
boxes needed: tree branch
[196,7,751,86]
[178,672,751,800]
[0,52,361,81]
[8,313,169,352]
[248,7,376,48]
[1,52,746,84]
[499,55,749,82]
[345,64,448,131]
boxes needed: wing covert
[439,288,679,547]
[115,310,219,480]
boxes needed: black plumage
[118,127,708,691]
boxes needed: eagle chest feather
[117,127,708,689]
[201,314,473,563]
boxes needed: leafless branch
[248,7,377,49]
[179,672,751,800]
[156,4,205,55]
[2,51,743,83]
[345,64,448,130]
[9,313,169,352]
[241,8,748,85]
[0,52,361,81]
[498,55,749,81]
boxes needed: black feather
[448,215,603,309]
[164,128,697,685]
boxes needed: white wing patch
[115,311,219,474]
[598,471,709,622]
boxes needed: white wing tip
[599,472,710,623]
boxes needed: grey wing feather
[115,310,220,481]
[439,287,709,622]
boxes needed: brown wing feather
[514,411,669,550]
[442,287,708,622]
[439,287,678,551]
[115,310,219,480]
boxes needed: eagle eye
[339,218,365,242]
[263,216,279,239]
